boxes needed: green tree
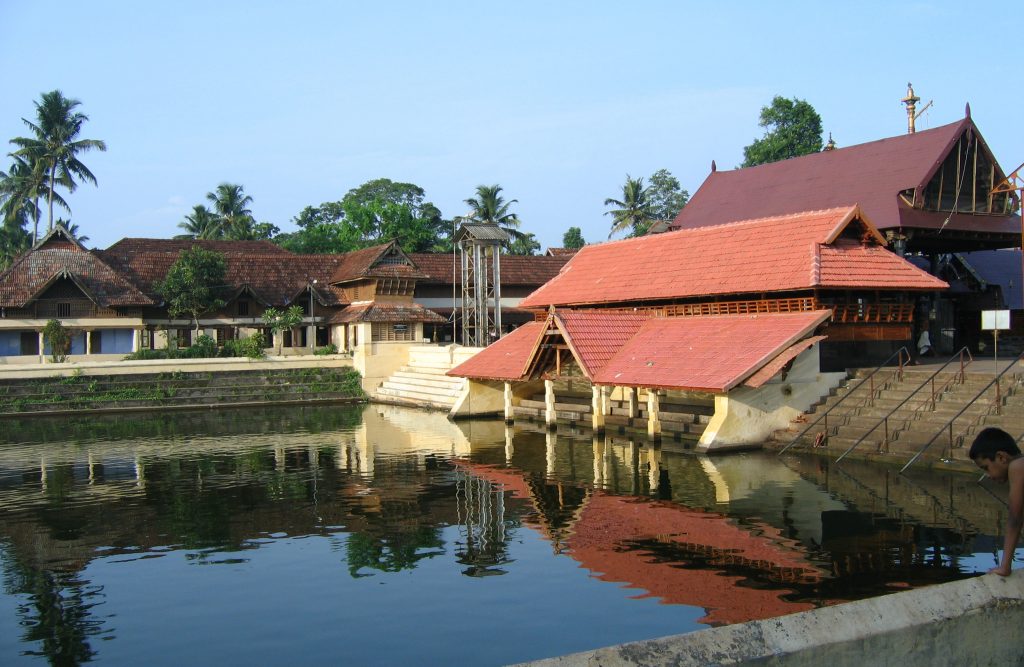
[156,247,228,335]
[1,153,64,243]
[42,319,71,363]
[605,175,653,238]
[458,184,523,243]
[506,231,541,256]
[175,205,222,240]
[262,305,305,354]
[647,169,689,223]
[0,221,31,270]
[562,226,585,249]
[205,183,256,240]
[741,96,823,167]
[343,178,427,213]
[10,90,106,235]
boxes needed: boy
[970,427,1024,576]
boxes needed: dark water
[0,404,1013,666]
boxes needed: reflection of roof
[520,206,946,309]
[454,459,821,627]
[410,253,569,286]
[958,249,1023,310]
[448,321,546,380]
[329,302,445,324]
[593,311,832,392]
[669,117,1018,236]
[0,230,154,307]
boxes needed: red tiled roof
[0,232,154,308]
[669,117,1018,236]
[409,253,570,286]
[447,321,546,381]
[554,309,648,378]
[328,301,445,324]
[104,238,292,256]
[546,247,578,256]
[330,243,427,283]
[743,335,826,388]
[592,310,832,392]
[520,206,946,309]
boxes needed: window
[237,300,249,316]
[57,302,71,318]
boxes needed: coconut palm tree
[10,90,106,234]
[176,205,222,240]
[605,175,653,238]
[206,183,254,237]
[0,154,64,243]
[458,184,524,241]
[0,221,31,270]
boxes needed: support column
[627,387,639,419]
[647,389,662,440]
[591,385,605,433]
[85,330,93,355]
[544,379,556,428]
[308,324,315,350]
[504,382,514,423]
[37,330,45,363]
[132,328,141,352]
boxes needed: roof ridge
[665,205,861,235]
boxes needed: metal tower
[455,222,508,346]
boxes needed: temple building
[448,206,948,449]
[0,227,567,362]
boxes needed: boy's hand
[988,564,1012,576]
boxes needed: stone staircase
[373,345,469,411]
[777,365,1024,464]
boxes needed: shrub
[43,319,71,363]
[314,343,338,356]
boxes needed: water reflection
[0,405,1008,666]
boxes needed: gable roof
[0,229,154,308]
[553,309,648,378]
[447,321,547,381]
[519,206,946,309]
[328,301,445,324]
[592,310,832,392]
[669,117,1018,236]
[329,243,427,284]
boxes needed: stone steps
[371,348,469,410]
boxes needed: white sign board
[982,310,1011,331]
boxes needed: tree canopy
[562,226,585,249]
[10,90,106,239]
[741,96,823,167]
[605,175,653,238]
[156,247,228,333]
[647,169,689,223]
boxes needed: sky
[1,1,1022,252]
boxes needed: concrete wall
[0,354,354,380]
[699,346,846,452]
[522,570,1024,666]
[353,341,417,394]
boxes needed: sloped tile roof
[447,321,546,380]
[328,301,445,324]
[520,206,945,309]
[329,243,427,283]
[958,248,1023,310]
[554,309,648,378]
[409,253,570,286]
[104,238,291,256]
[743,335,826,388]
[592,310,833,392]
[670,117,1019,236]
[0,237,154,308]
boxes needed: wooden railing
[830,303,914,323]
[533,298,915,323]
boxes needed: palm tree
[0,221,31,270]
[206,183,254,238]
[60,221,89,245]
[605,175,653,238]
[458,184,524,241]
[11,90,106,234]
[0,154,63,243]
[176,205,222,239]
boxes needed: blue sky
[1,1,1021,251]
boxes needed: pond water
[0,404,1014,666]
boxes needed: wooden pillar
[628,387,639,419]
[504,382,514,423]
[544,379,556,428]
[647,389,662,440]
[591,385,605,433]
